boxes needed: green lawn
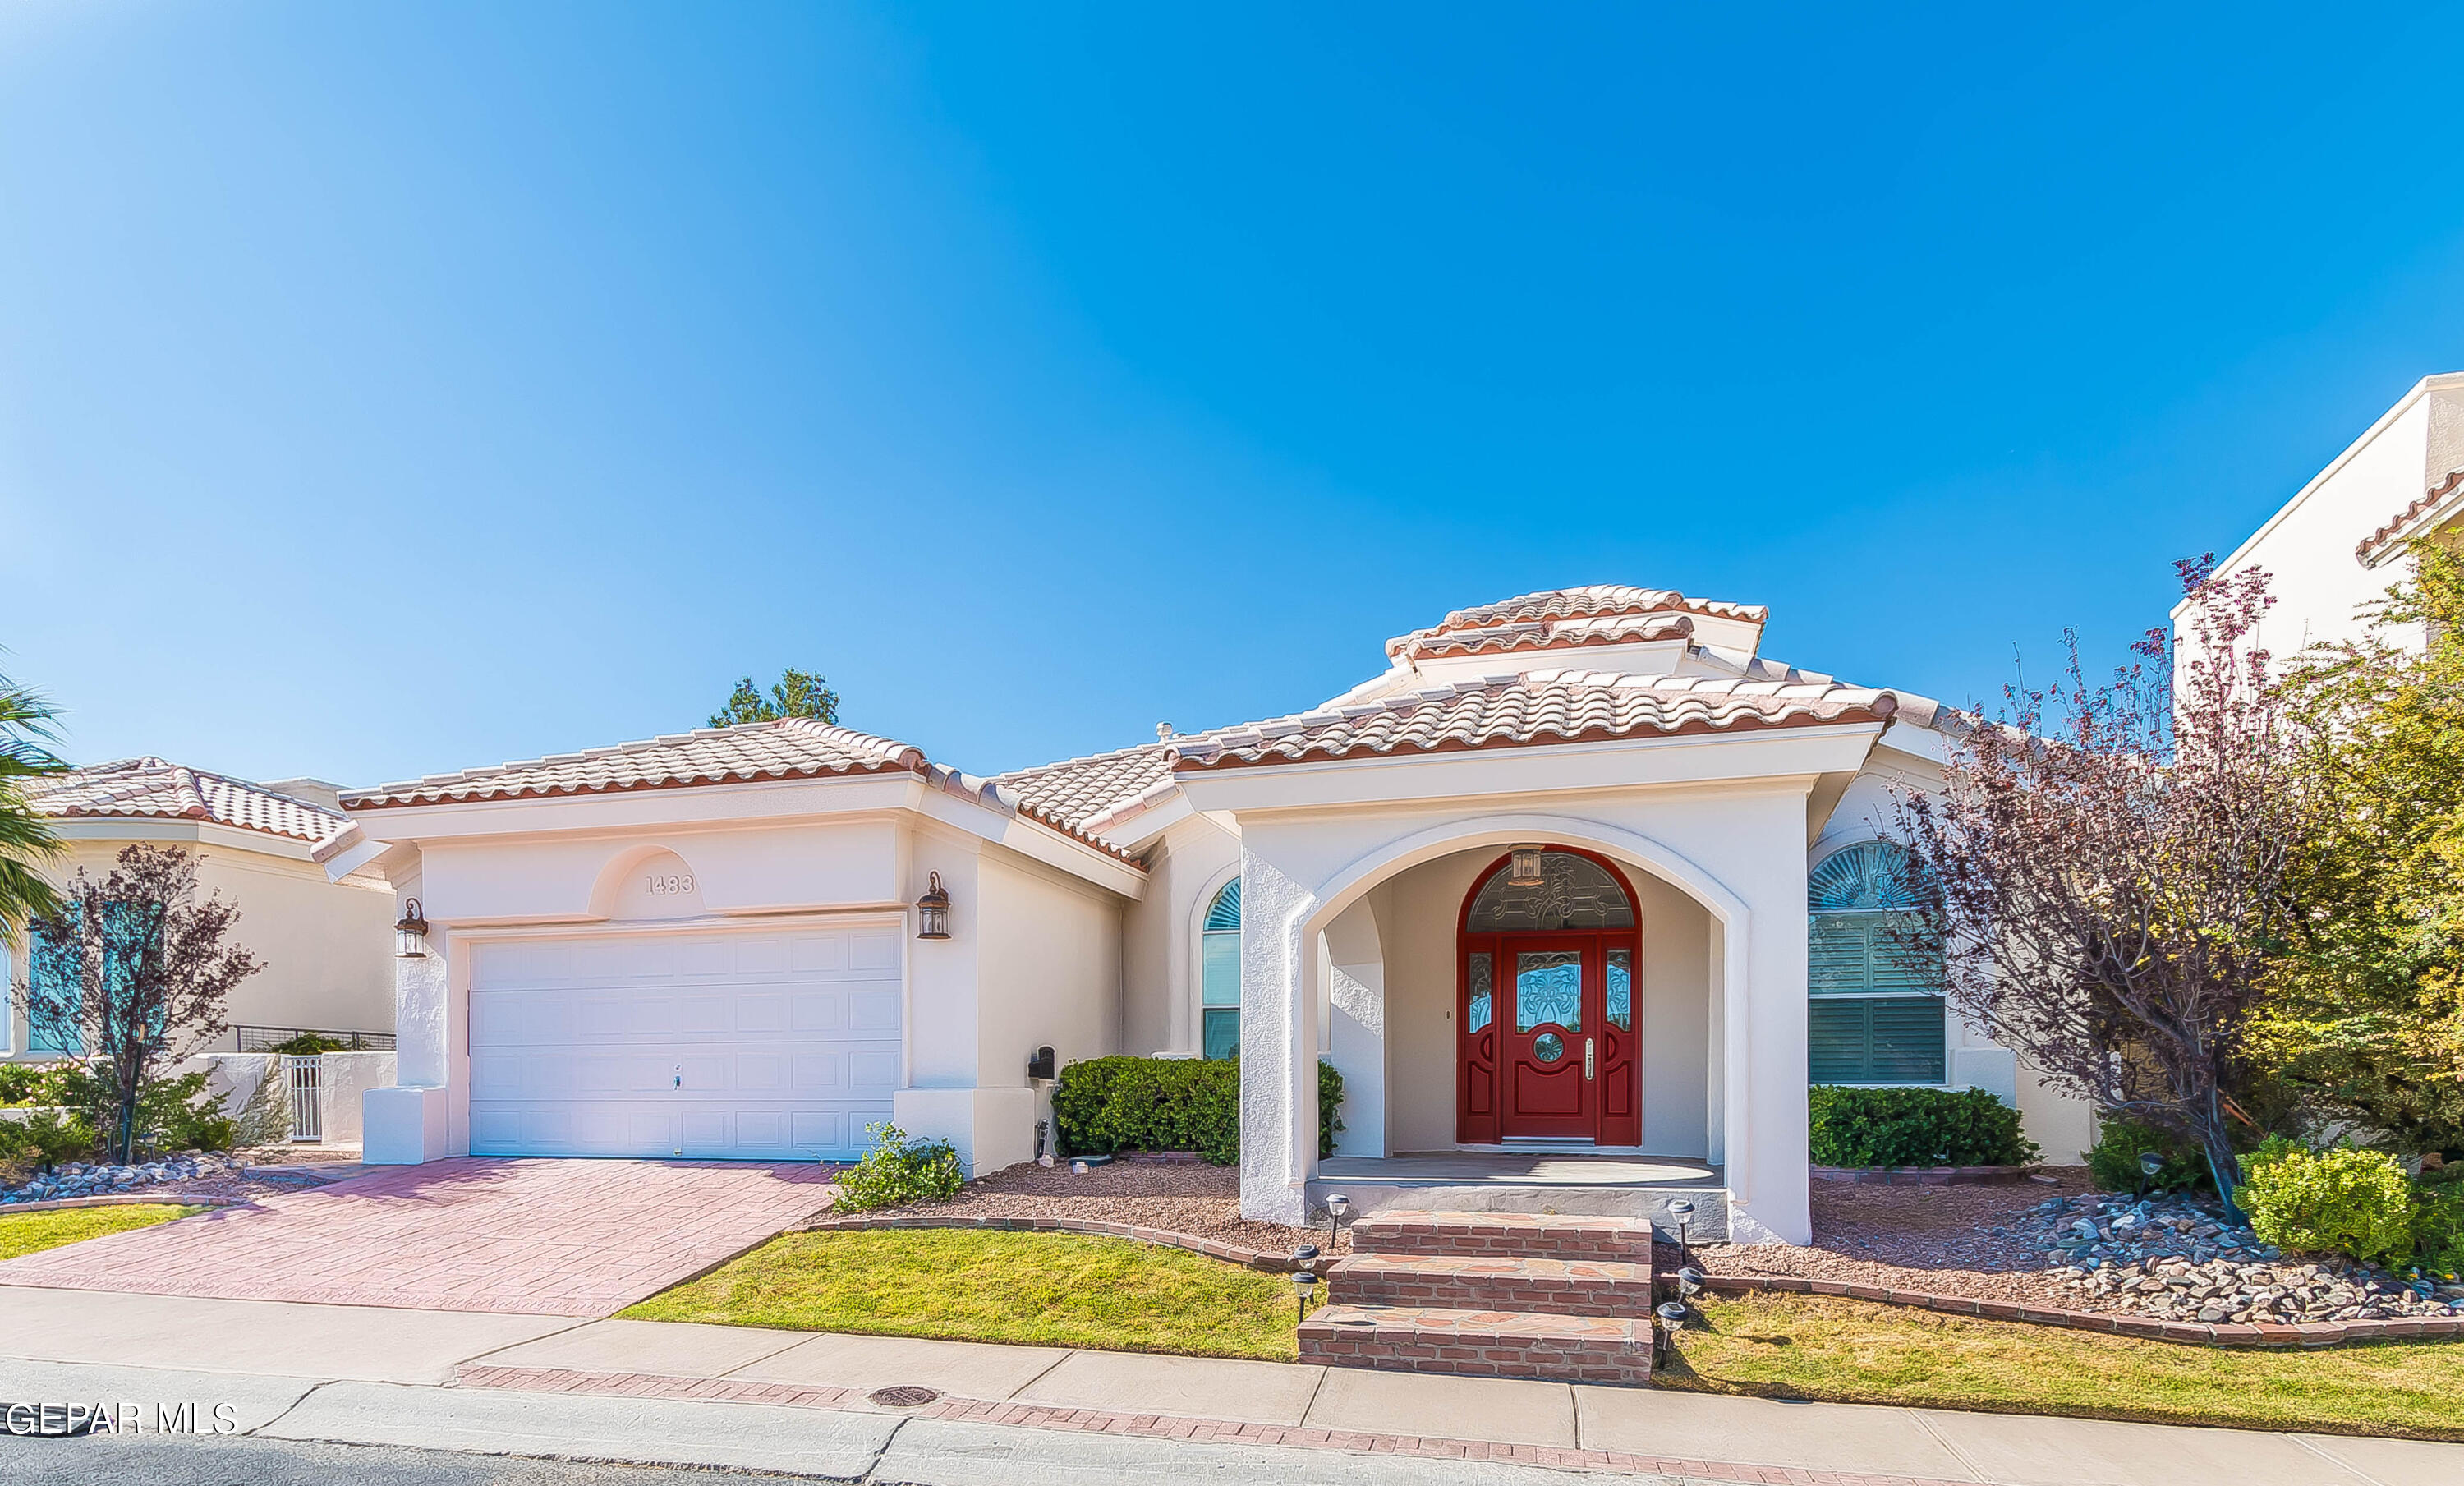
[0,1203,203,1261]
[622,1229,1300,1361]
[1666,1290,2464,1441]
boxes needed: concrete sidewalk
[1,1286,2457,1485]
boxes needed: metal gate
[286,1056,324,1143]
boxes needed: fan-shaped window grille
[1201,878,1240,1060]
[1466,853,1634,933]
[1808,841,1943,1084]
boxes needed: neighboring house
[7,759,398,1059]
[2201,371,2464,656]
[327,585,2091,1245]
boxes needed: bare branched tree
[1889,559,2312,1214]
[22,844,262,1165]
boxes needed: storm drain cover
[867,1386,942,1408]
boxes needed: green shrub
[268,1033,350,1056]
[1808,1086,2038,1169]
[1050,1056,1345,1166]
[832,1122,964,1212]
[2241,1146,2416,1266]
[13,1107,96,1166]
[2411,1177,2464,1277]
[2085,1117,2212,1193]
[0,1063,60,1106]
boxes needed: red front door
[1499,937,1596,1139]
[1455,848,1643,1147]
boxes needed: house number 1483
[646,873,695,895]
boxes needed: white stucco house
[8,758,397,1060]
[2201,371,2464,656]
[323,586,2091,1244]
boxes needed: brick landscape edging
[1699,1272,2464,1349]
[453,1363,1978,1486]
[798,1213,1312,1272]
[0,1194,253,1216]
[1809,1165,2039,1185]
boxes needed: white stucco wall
[972,849,1122,1173]
[1117,815,1240,1056]
[2207,378,2464,661]
[8,827,396,1059]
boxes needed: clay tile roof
[26,757,347,846]
[1386,584,1766,660]
[342,720,930,809]
[1170,669,1894,772]
[996,741,1178,835]
[343,721,1141,864]
[2356,467,2464,564]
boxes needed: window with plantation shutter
[1808,842,1945,1083]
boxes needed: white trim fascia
[338,772,1138,895]
[444,907,908,941]
[44,816,323,863]
[1085,789,1195,855]
[2190,372,2464,609]
[1175,725,1886,817]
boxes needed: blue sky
[7,3,2464,788]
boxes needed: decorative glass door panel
[1497,938,1595,1138]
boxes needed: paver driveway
[0,1158,839,1317]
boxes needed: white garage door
[467,925,902,1160]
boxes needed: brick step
[1328,1252,1656,1318]
[1299,1303,1653,1386]
[1348,1209,1656,1264]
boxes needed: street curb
[453,1362,1984,1486]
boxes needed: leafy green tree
[0,665,66,943]
[2259,539,2464,1155]
[709,669,840,729]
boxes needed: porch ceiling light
[1508,844,1546,887]
[916,872,952,941]
[393,898,430,959]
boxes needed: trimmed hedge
[1809,1084,2039,1169]
[1052,1056,1345,1166]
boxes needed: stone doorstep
[1329,1251,1657,1318]
[1349,1210,1657,1264]
[1300,1302,1653,1386]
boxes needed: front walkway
[0,1289,2454,1485]
[0,1157,838,1316]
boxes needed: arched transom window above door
[1200,878,1240,1060]
[1464,851,1635,933]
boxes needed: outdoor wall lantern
[1508,844,1546,887]
[915,873,952,940]
[393,898,430,959]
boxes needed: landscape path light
[1325,1193,1351,1251]
[2137,1150,2165,1200]
[1291,1244,1322,1323]
[1666,1198,1695,1259]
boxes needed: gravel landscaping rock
[870,1156,1340,1256]
[1,1153,244,1204]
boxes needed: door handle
[673,1065,683,1089]
[1585,1038,1595,1080]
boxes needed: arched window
[1808,841,1945,1084]
[1201,878,1241,1060]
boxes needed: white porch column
[1717,790,1815,1245]
[1238,852,1317,1225]
[365,915,453,1165]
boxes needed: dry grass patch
[1666,1290,2464,1440]
[623,1228,1299,1362]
